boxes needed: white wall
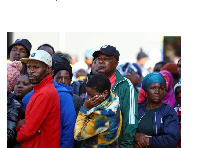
[13,32,163,66]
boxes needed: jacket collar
[112,70,126,91]
[32,75,53,91]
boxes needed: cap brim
[20,58,45,64]
[20,58,30,63]
[92,50,113,58]
[8,43,30,56]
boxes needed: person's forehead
[97,52,111,57]
[18,75,29,79]
[27,60,46,65]
[149,83,164,87]
[56,70,70,76]
[17,75,29,81]
[175,86,181,91]
[12,44,26,49]
[86,86,98,94]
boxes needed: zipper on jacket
[138,112,146,124]
[155,112,157,136]
[112,79,126,91]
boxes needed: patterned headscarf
[142,72,166,92]
[7,61,23,92]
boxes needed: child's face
[175,87,181,104]
[86,86,102,100]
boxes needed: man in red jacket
[16,50,60,148]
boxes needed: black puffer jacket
[7,92,25,148]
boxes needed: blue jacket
[138,102,180,148]
[22,81,76,148]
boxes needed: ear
[47,66,52,75]
[102,90,109,99]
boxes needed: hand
[83,95,105,109]
[134,133,151,147]
[134,141,142,148]
[18,119,25,129]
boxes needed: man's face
[95,53,118,77]
[54,70,71,86]
[10,44,29,61]
[27,60,50,85]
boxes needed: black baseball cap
[8,39,32,56]
[93,45,120,61]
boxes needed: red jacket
[16,75,60,148]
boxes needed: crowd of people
[7,38,181,148]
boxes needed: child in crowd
[74,73,122,147]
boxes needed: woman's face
[147,83,166,104]
[14,75,33,99]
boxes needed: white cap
[20,50,52,66]
[72,61,88,74]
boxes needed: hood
[52,81,73,96]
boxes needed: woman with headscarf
[159,70,176,107]
[138,70,176,107]
[134,72,180,148]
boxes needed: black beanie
[137,48,147,60]
[52,53,72,79]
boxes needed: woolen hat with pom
[7,61,23,92]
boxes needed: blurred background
[7,32,181,70]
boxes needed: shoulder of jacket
[160,103,177,116]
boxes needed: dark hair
[153,61,170,72]
[37,44,55,54]
[86,73,111,93]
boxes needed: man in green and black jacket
[91,45,138,148]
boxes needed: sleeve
[22,90,34,110]
[59,92,76,148]
[74,106,109,141]
[7,104,25,148]
[118,81,138,148]
[75,97,84,116]
[16,93,52,142]
[149,109,180,148]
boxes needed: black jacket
[7,92,25,148]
